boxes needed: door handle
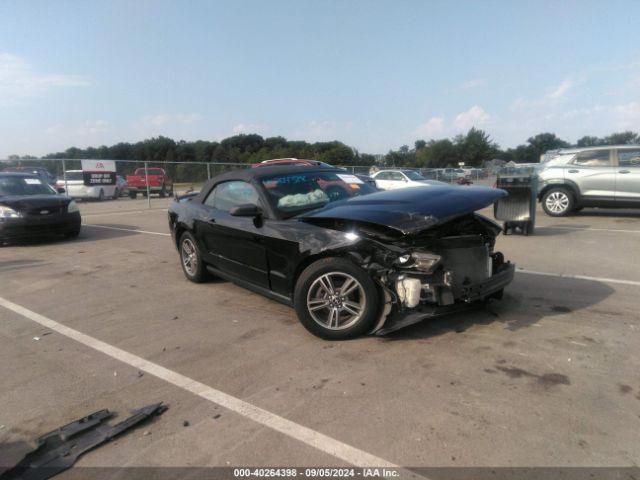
[619,170,631,174]
[568,169,579,173]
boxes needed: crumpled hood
[0,194,71,211]
[300,185,507,234]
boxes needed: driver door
[200,181,270,288]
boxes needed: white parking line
[0,296,405,472]
[518,269,640,287]
[82,208,168,217]
[83,224,171,236]
[537,225,640,234]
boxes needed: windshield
[403,170,425,181]
[0,176,57,196]
[261,172,376,217]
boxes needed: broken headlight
[410,252,441,273]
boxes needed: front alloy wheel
[294,258,379,340]
[307,272,366,330]
[542,188,574,217]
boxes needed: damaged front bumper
[459,262,515,303]
[374,262,515,335]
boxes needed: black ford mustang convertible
[168,166,515,339]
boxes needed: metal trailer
[493,169,538,235]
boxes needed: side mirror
[230,204,261,217]
[57,187,66,194]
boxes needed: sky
[1,0,639,158]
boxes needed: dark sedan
[0,173,81,242]
[168,166,515,339]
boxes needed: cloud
[144,113,202,127]
[232,123,270,135]
[0,52,89,105]
[613,101,640,129]
[545,79,573,101]
[412,117,444,138]
[76,120,109,136]
[453,105,490,131]
[629,74,640,88]
[290,120,354,142]
[512,78,575,109]
[44,120,110,138]
[411,107,490,141]
[132,113,204,141]
[460,78,486,90]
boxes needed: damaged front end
[371,213,514,334]
[304,212,514,335]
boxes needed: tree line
[7,129,640,170]
[38,136,377,166]
[385,129,640,168]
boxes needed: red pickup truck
[126,168,173,198]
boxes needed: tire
[113,189,120,200]
[97,189,105,202]
[178,231,210,283]
[129,190,137,199]
[542,187,574,217]
[294,257,379,340]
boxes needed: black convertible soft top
[194,165,345,202]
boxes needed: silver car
[537,145,640,216]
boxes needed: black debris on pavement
[0,402,167,480]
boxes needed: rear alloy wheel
[542,187,574,217]
[179,232,209,283]
[294,258,379,340]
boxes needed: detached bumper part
[459,262,515,302]
[1,402,167,480]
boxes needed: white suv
[537,145,640,216]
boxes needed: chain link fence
[0,158,496,211]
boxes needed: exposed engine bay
[304,212,514,334]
